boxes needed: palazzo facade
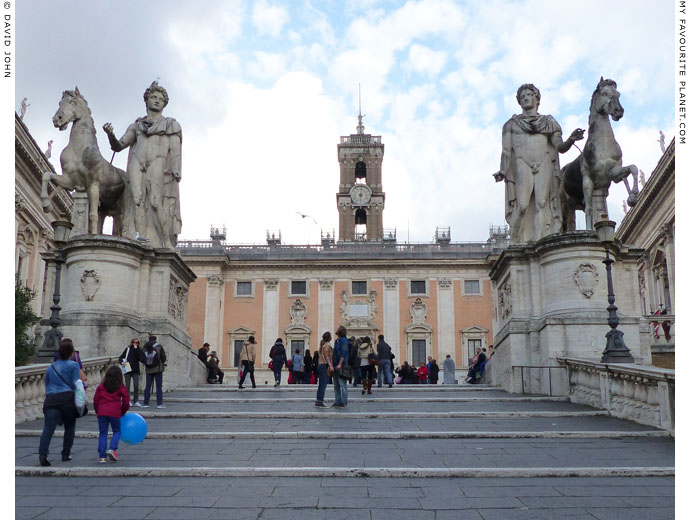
[179,118,504,370]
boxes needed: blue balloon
[120,413,147,445]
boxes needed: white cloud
[251,0,289,38]
[406,45,447,77]
[246,52,287,81]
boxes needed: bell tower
[336,99,385,242]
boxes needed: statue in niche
[494,83,584,244]
[103,81,182,249]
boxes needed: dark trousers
[39,405,76,458]
[239,361,255,387]
[124,372,140,403]
[144,371,163,406]
[316,364,329,402]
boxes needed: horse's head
[592,77,624,121]
[53,86,90,131]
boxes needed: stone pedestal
[47,235,203,388]
[488,231,649,395]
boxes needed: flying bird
[295,212,318,225]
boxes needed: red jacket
[94,384,130,417]
[417,365,429,381]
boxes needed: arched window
[355,161,367,184]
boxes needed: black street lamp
[35,220,73,362]
[594,218,635,363]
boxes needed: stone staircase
[15,383,675,519]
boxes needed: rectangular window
[291,280,307,295]
[410,280,426,294]
[236,281,252,296]
[464,280,480,295]
[467,339,482,366]
[234,339,244,367]
[291,340,305,358]
[412,340,426,366]
[352,280,367,295]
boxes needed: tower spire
[356,84,365,134]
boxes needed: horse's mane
[588,78,618,125]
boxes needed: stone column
[318,278,334,339]
[436,278,455,361]
[660,224,675,311]
[383,278,400,359]
[204,274,225,353]
[262,279,280,364]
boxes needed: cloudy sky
[12,0,676,244]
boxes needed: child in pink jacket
[93,365,130,463]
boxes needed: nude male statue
[103,81,182,249]
[494,84,584,244]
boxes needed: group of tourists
[39,336,167,466]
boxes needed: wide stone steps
[16,384,675,519]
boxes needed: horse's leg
[87,182,100,235]
[41,172,74,212]
[612,164,639,207]
[582,170,595,230]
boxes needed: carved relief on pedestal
[498,280,512,319]
[438,278,452,289]
[264,278,279,290]
[410,298,428,325]
[207,274,224,287]
[384,278,397,289]
[319,278,334,290]
[80,270,100,301]
[573,263,599,299]
[340,290,378,329]
[168,275,188,322]
[290,299,307,326]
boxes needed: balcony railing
[642,313,675,346]
[340,135,382,146]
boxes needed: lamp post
[36,220,73,362]
[594,218,635,363]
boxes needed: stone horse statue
[560,78,639,231]
[41,87,134,237]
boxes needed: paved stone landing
[16,384,674,519]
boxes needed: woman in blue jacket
[39,339,82,466]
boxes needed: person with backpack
[142,335,167,408]
[332,325,350,408]
[93,365,130,463]
[269,338,287,387]
[39,339,82,466]
[290,349,304,384]
[376,334,394,388]
[118,338,144,406]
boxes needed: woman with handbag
[118,338,143,406]
[238,336,257,389]
[39,339,82,466]
[315,332,334,407]
[357,336,377,395]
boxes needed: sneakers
[274,382,279,387]
[98,457,108,464]
[39,456,50,467]
[134,402,142,407]
[62,454,72,461]
[156,405,166,409]
[106,449,118,462]
[141,404,150,408]
[314,401,327,407]
[129,402,134,406]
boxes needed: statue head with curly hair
[143,81,169,108]
[516,83,540,110]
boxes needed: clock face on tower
[350,185,372,205]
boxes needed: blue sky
[12,0,676,244]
